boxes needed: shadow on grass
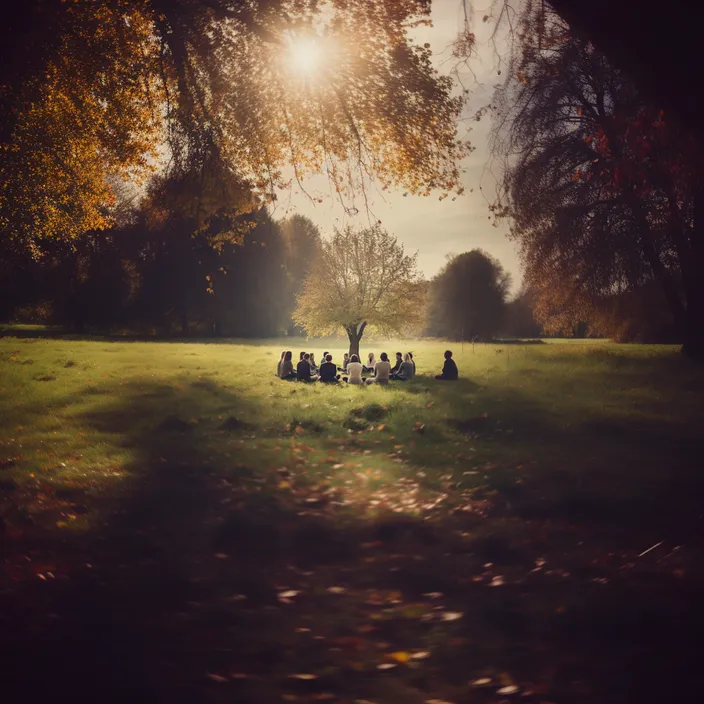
[0,324,313,347]
[1,378,704,703]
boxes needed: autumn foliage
[0,0,467,252]
[294,225,424,355]
[492,5,704,357]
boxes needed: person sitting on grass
[309,353,319,373]
[367,352,391,385]
[338,353,350,372]
[435,349,458,380]
[364,352,376,374]
[392,353,415,381]
[276,350,286,377]
[343,354,364,384]
[280,350,296,380]
[391,351,403,375]
[296,352,315,382]
[408,351,416,375]
[318,353,340,382]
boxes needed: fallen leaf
[441,611,463,621]
[411,651,430,660]
[279,480,291,489]
[496,685,519,694]
[390,651,410,663]
[290,673,318,680]
[377,663,397,670]
[471,678,492,686]
[207,673,229,683]
[376,424,386,431]
[332,464,344,469]
[279,590,300,598]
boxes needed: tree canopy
[293,225,423,355]
[426,249,510,341]
[492,5,704,357]
[1,0,467,253]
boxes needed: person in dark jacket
[318,353,340,382]
[296,353,314,382]
[338,353,350,372]
[391,351,403,376]
[435,350,458,380]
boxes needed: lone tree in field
[294,226,423,356]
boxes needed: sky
[273,0,522,293]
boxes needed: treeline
[0,196,320,337]
[4,215,674,343]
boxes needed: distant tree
[293,226,423,356]
[279,215,322,334]
[502,288,541,339]
[492,5,704,357]
[426,250,510,341]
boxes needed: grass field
[2,330,704,703]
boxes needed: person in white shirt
[367,352,391,385]
[344,354,364,385]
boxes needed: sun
[288,36,324,77]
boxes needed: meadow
[1,330,704,703]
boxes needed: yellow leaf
[390,651,410,663]
[278,480,291,489]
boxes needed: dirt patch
[157,415,193,433]
[219,416,255,432]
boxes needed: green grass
[2,331,704,702]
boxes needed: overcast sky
[273,0,522,293]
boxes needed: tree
[293,226,423,356]
[426,250,510,340]
[1,0,466,253]
[464,1,704,143]
[502,288,541,339]
[492,6,704,357]
[279,215,322,334]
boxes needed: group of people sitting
[275,348,458,384]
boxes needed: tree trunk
[346,321,366,358]
[681,298,704,359]
[680,188,704,360]
[680,263,704,360]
